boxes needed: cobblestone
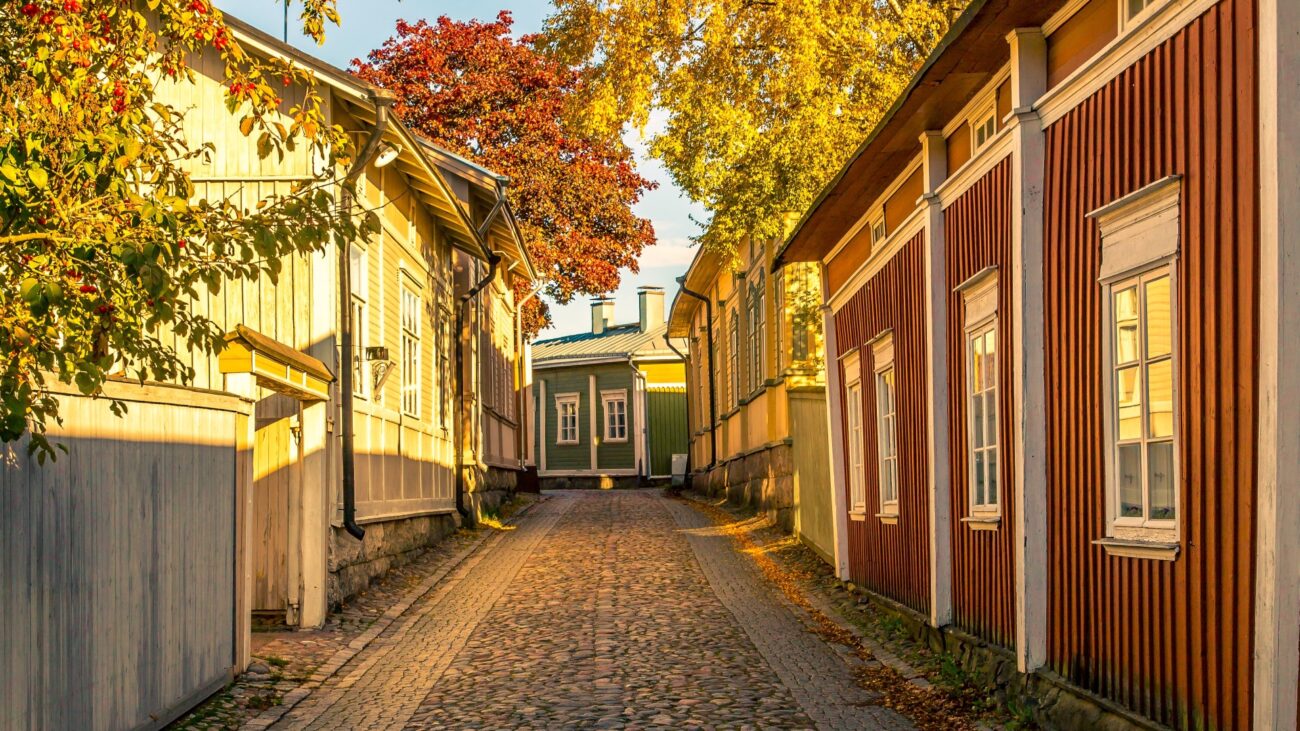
[260,489,918,730]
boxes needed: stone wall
[695,440,795,533]
[328,513,458,607]
[538,474,643,490]
[467,465,518,522]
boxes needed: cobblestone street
[264,490,914,730]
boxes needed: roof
[532,323,686,367]
[222,14,494,262]
[774,0,1060,268]
[666,247,725,338]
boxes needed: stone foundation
[847,585,1164,731]
[693,440,796,533]
[466,465,518,522]
[539,474,644,490]
[328,513,459,607]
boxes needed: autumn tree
[351,13,657,334]
[542,0,965,254]
[0,0,374,458]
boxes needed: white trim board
[828,207,927,313]
[820,155,925,266]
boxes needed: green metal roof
[532,322,685,367]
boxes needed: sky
[215,0,707,339]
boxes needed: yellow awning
[219,325,333,402]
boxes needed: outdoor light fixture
[374,141,402,168]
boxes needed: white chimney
[638,286,665,333]
[591,298,615,335]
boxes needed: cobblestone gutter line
[239,497,549,730]
[662,497,916,731]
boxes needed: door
[252,415,296,622]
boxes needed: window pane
[1119,443,1143,517]
[972,393,985,449]
[971,334,983,391]
[1114,285,1140,364]
[974,451,985,506]
[1147,359,1174,439]
[987,450,998,506]
[984,329,997,390]
[1116,365,1143,441]
[1145,275,1172,359]
[1148,440,1175,520]
[984,392,997,448]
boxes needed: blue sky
[216,0,706,338]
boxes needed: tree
[0,0,375,459]
[541,0,965,255]
[351,12,657,334]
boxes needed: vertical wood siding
[1,392,239,731]
[943,158,1016,647]
[833,232,931,615]
[1041,1,1258,726]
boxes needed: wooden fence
[1,380,251,730]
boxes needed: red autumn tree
[352,12,657,334]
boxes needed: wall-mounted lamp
[374,142,402,168]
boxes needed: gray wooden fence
[1,381,249,730]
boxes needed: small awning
[219,325,333,402]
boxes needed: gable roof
[532,323,685,367]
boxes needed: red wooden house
[776,0,1300,727]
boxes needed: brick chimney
[638,286,665,333]
[591,297,615,335]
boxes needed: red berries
[189,0,207,13]
[79,284,97,294]
[63,0,81,12]
[176,239,187,249]
[20,4,38,17]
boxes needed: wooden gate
[252,415,297,621]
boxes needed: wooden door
[252,416,294,618]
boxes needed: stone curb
[239,497,547,730]
[678,493,933,690]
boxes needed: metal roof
[532,322,685,367]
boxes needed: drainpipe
[338,91,396,541]
[664,336,693,476]
[515,282,547,472]
[676,276,717,470]
[455,253,502,521]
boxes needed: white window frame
[960,270,1000,518]
[843,351,866,517]
[870,214,888,249]
[555,393,580,445]
[437,305,451,430]
[1089,176,1181,554]
[971,100,998,151]
[728,308,740,407]
[871,331,899,520]
[602,389,628,443]
[400,277,422,419]
[349,245,369,399]
[1119,0,1168,32]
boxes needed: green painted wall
[535,363,636,473]
[646,387,688,477]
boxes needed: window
[602,390,628,442]
[400,281,421,418]
[774,270,786,374]
[437,306,451,429]
[870,215,888,249]
[1089,176,1181,553]
[728,309,740,407]
[555,394,580,445]
[844,352,866,514]
[349,245,369,398]
[972,104,997,150]
[747,277,765,393]
[960,271,1000,516]
[1124,0,1161,24]
[872,332,898,518]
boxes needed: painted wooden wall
[790,390,835,562]
[943,158,1016,648]
[535,363,637,473]
[833,231,932,615]
[646,386,688,477]
[1,388,242,731]
[1041,1,1258,726]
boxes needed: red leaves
[352,13,657,324]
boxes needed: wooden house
[531,289,688,487]
[666,238,836,562]
[2,16,534,728]
[776,0,1300,727]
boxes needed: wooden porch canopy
[219,325,333,402]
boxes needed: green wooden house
[531,287,688,487]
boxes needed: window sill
[556,441,580,447]
[961,515,1001,531]
[1092,537,1179,561]
[849,510,868,522]
[603,438,628,444]
[876,513,899,525]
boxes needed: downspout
[676,276,717,470]
[664,336,693,477]
[338,91,395,541]
[455,253,502,520]
[515,282,546,471]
